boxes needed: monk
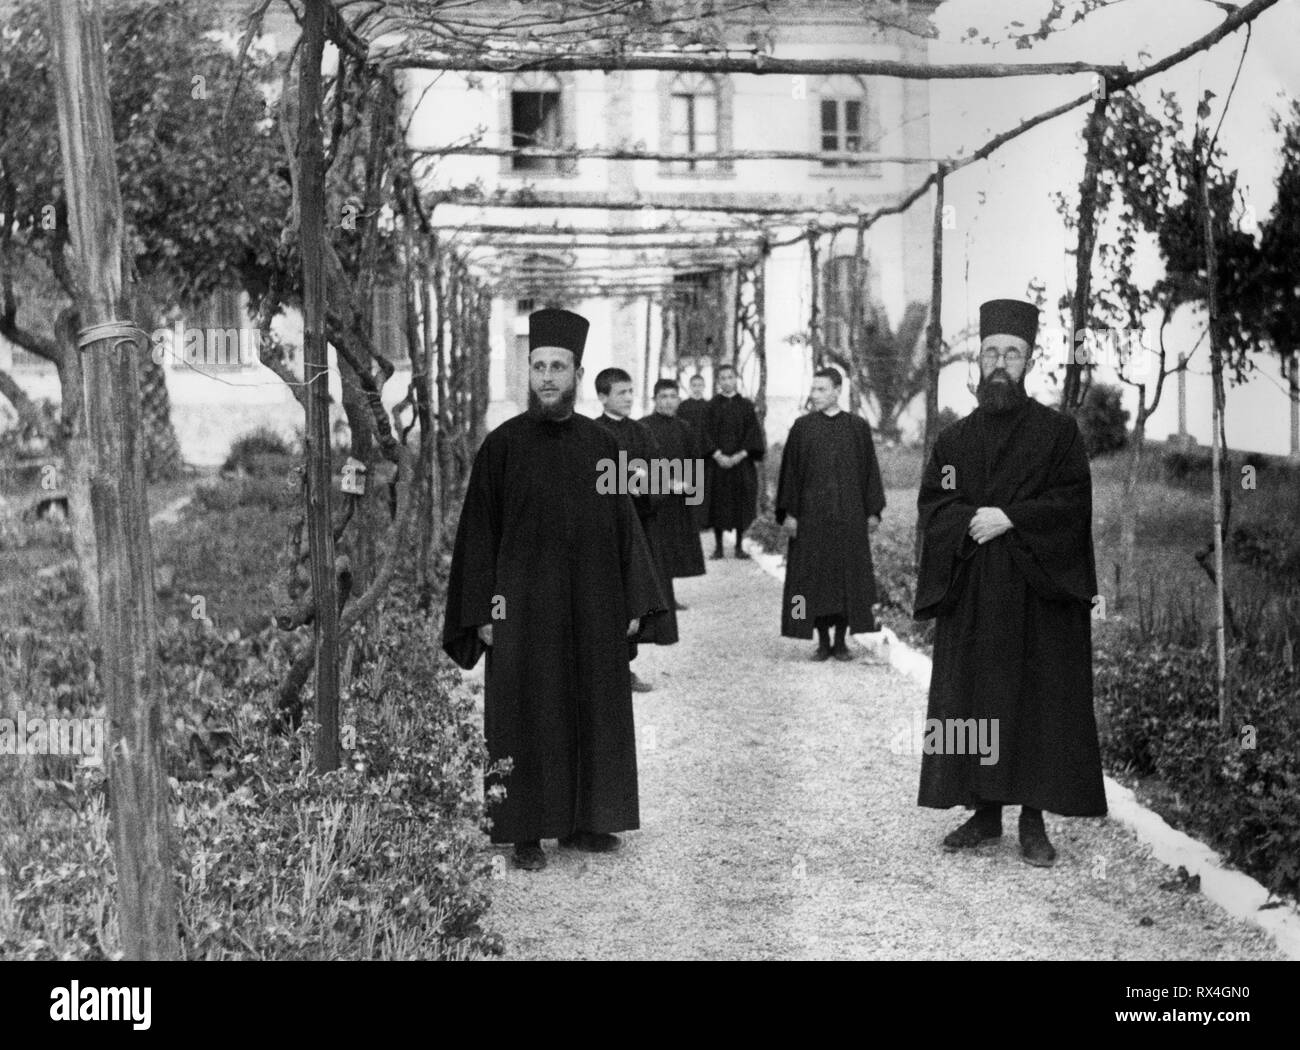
[776,367,885,661]
[640,378,707,605]
[704,363,765,559]
[914,298,1106,868]
[442,309,664,871]
[677,373,711,533]
[594,367,678,693]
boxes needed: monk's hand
[868,514,881,534]
[476,623,493,646]
[784,515,798,538]
[968,507,1013,544]
[627,618,640,637]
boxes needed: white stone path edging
[749,544,1300,960]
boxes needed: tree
[0,0,287,623]
[45,0,179,959]
[1255,99,1300,457]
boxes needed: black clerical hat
[979,299,1039,345]
[529,308,589,361]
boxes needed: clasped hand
[968,506,1013,545]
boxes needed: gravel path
[471,549,1285,960]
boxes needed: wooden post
[807,228,822,371]
[848,217,866,417]
[918,164,946,568]
[299,0,340,772]
[754,243,769,429]
[643,296,654,412]
[431,237,451,520]
[1064,95,1110,414]
[1290,351,1299,459]
[1201,171,1228,729]
[46,0,178,959]
[1177,352,1188,443]
[922,165,946,465]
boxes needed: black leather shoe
[630,672,653,693]
[513,841,546,871]
[558,831,621,853]
[942,811,1003,850]
[675,600,689,611]
[710,548,725,560]
[1019,812,1057,867]
[811,645,832,661]
[734,546,751,559]
[831,644,854,662]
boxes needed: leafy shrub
[221,428,295,477]
[1077,382,1129,457]
[2,481,499,960]
[1095,637,1300,899]
[1229,522,1300,583]
[1160,444,1211,485]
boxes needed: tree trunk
[807,231,822,371]
[46,0,178,959]
[1063,97,1109,414]
[53,313,100,634]
[1116,392,1147,612]
[848,219,866,416]
[139,352,183,481]
[0,366,40,429]
[299,0,340,773]
[918,166,946,568]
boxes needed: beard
[976,368,1029,414]
[527,384,577,421]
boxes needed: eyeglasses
[979,348,1026,367]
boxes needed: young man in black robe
[704,363,766,559]
[913,298,1106,868]
[776,367,885,661]
[640,379,707,605]
[677,373,711,533]
[593,368,678,693]
[442,309,665,872]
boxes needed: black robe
[677,397,711,531]
[592,413,679,646]
[913,398,1106,817]
[775,410,885,638]
[704,392,766,533]
[442,411,665,843]
[639,411,707,578]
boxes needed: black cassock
[640,411,706,579]
[592,413,679,646]
[442,412,665,843]
[775,411,885,638]
[704,392,766,533]
[914,398,1106,817]
[677,397,711,531]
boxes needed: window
[510,73,564,173]
[817,76,880,172]
[669,73,719,173]
[659,72,732,177]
